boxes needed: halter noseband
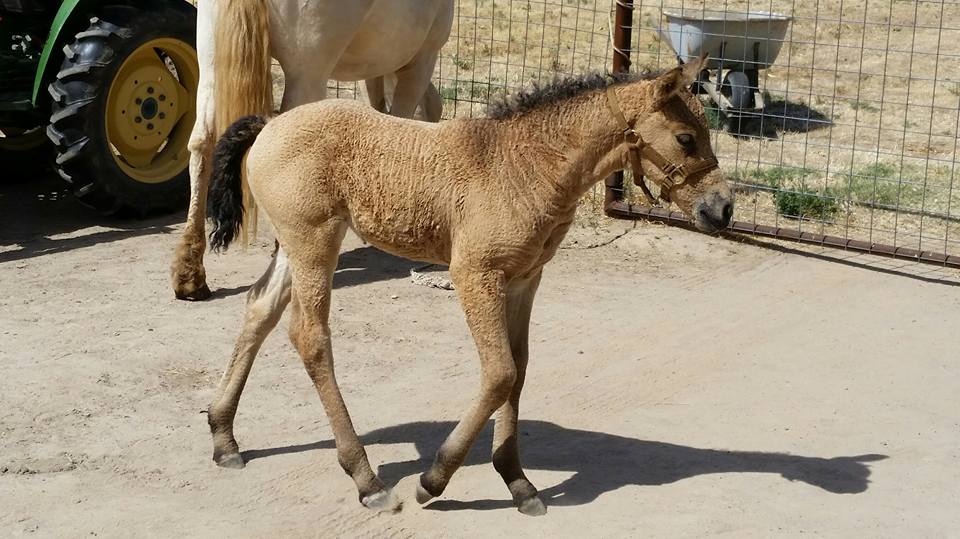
[605,84,719,205]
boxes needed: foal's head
[612,57,734,233]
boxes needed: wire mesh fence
[613,0,960,263]
[432,0,612,118]
[313,0,960,265]
[315,0,613,120]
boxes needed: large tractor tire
[47,3,198,215]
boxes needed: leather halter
[605,85,719,205]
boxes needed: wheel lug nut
[158,112,166,119]
[159,95,166,101]
[147,123,154,130]
[135,116,142,123]
[147,87,154,94]
[135,98,142,105]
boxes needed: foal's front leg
[492,270,545,515]
[416,267,518,505]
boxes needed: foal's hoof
[361,489,402,513]
[175,282,212,301]
[215,452,245,469]
[415,483,435,505]
[517,495,547,516]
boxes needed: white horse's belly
[270,0,449,81]
[333,7,441,79]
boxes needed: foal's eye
[675,133,695,147]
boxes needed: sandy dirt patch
[2,173,959,537]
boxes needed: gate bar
[605,0,633,208]
[606,200,960,269]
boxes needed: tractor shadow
[0,169,180,263]
[0,170,432,291]
[242,420,886,511]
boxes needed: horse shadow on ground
[242,420,886,511]
[210,243,438,299]
[332,245,425,290]
[723,99,832,139]
[0,170,180,263]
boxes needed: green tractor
[0,0,198,215]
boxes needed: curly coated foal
[205,54,733,516]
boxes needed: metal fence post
[604,0,634,209]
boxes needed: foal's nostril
[721,201,734,225]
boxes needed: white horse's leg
[388,51,441,119]
[420,82,443,122]
[365,76,387,113]
[279,70,328,112]
[208,249,293,468]
[272,0,362,112]
[171,0,217,300]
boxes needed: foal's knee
[289,318,329,360]
[483,365,518,403]
[287,318,302,351]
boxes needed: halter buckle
[661,163,686,185]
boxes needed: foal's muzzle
[694,185,734,233]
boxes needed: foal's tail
[213,0,273,244]
[208,116,268,252]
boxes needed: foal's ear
[649,52,709,107]
[680,52,709,84]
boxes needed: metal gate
[606,0,960,268]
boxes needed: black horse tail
[208,115,268,251]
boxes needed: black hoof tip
[176,283,212,301]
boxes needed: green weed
[704,106,724,130]
[737,166,839,220]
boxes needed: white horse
[170,0,454,300]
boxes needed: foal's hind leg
[285,220,399,512]
[207,250,292,468]
[416,267,517,505]
[492,270,545,515]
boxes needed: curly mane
[485,69,664,119]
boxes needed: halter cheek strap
[605,85,719,205]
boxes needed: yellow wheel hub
[106,38,198,184]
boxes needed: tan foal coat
[205,58,733,516]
